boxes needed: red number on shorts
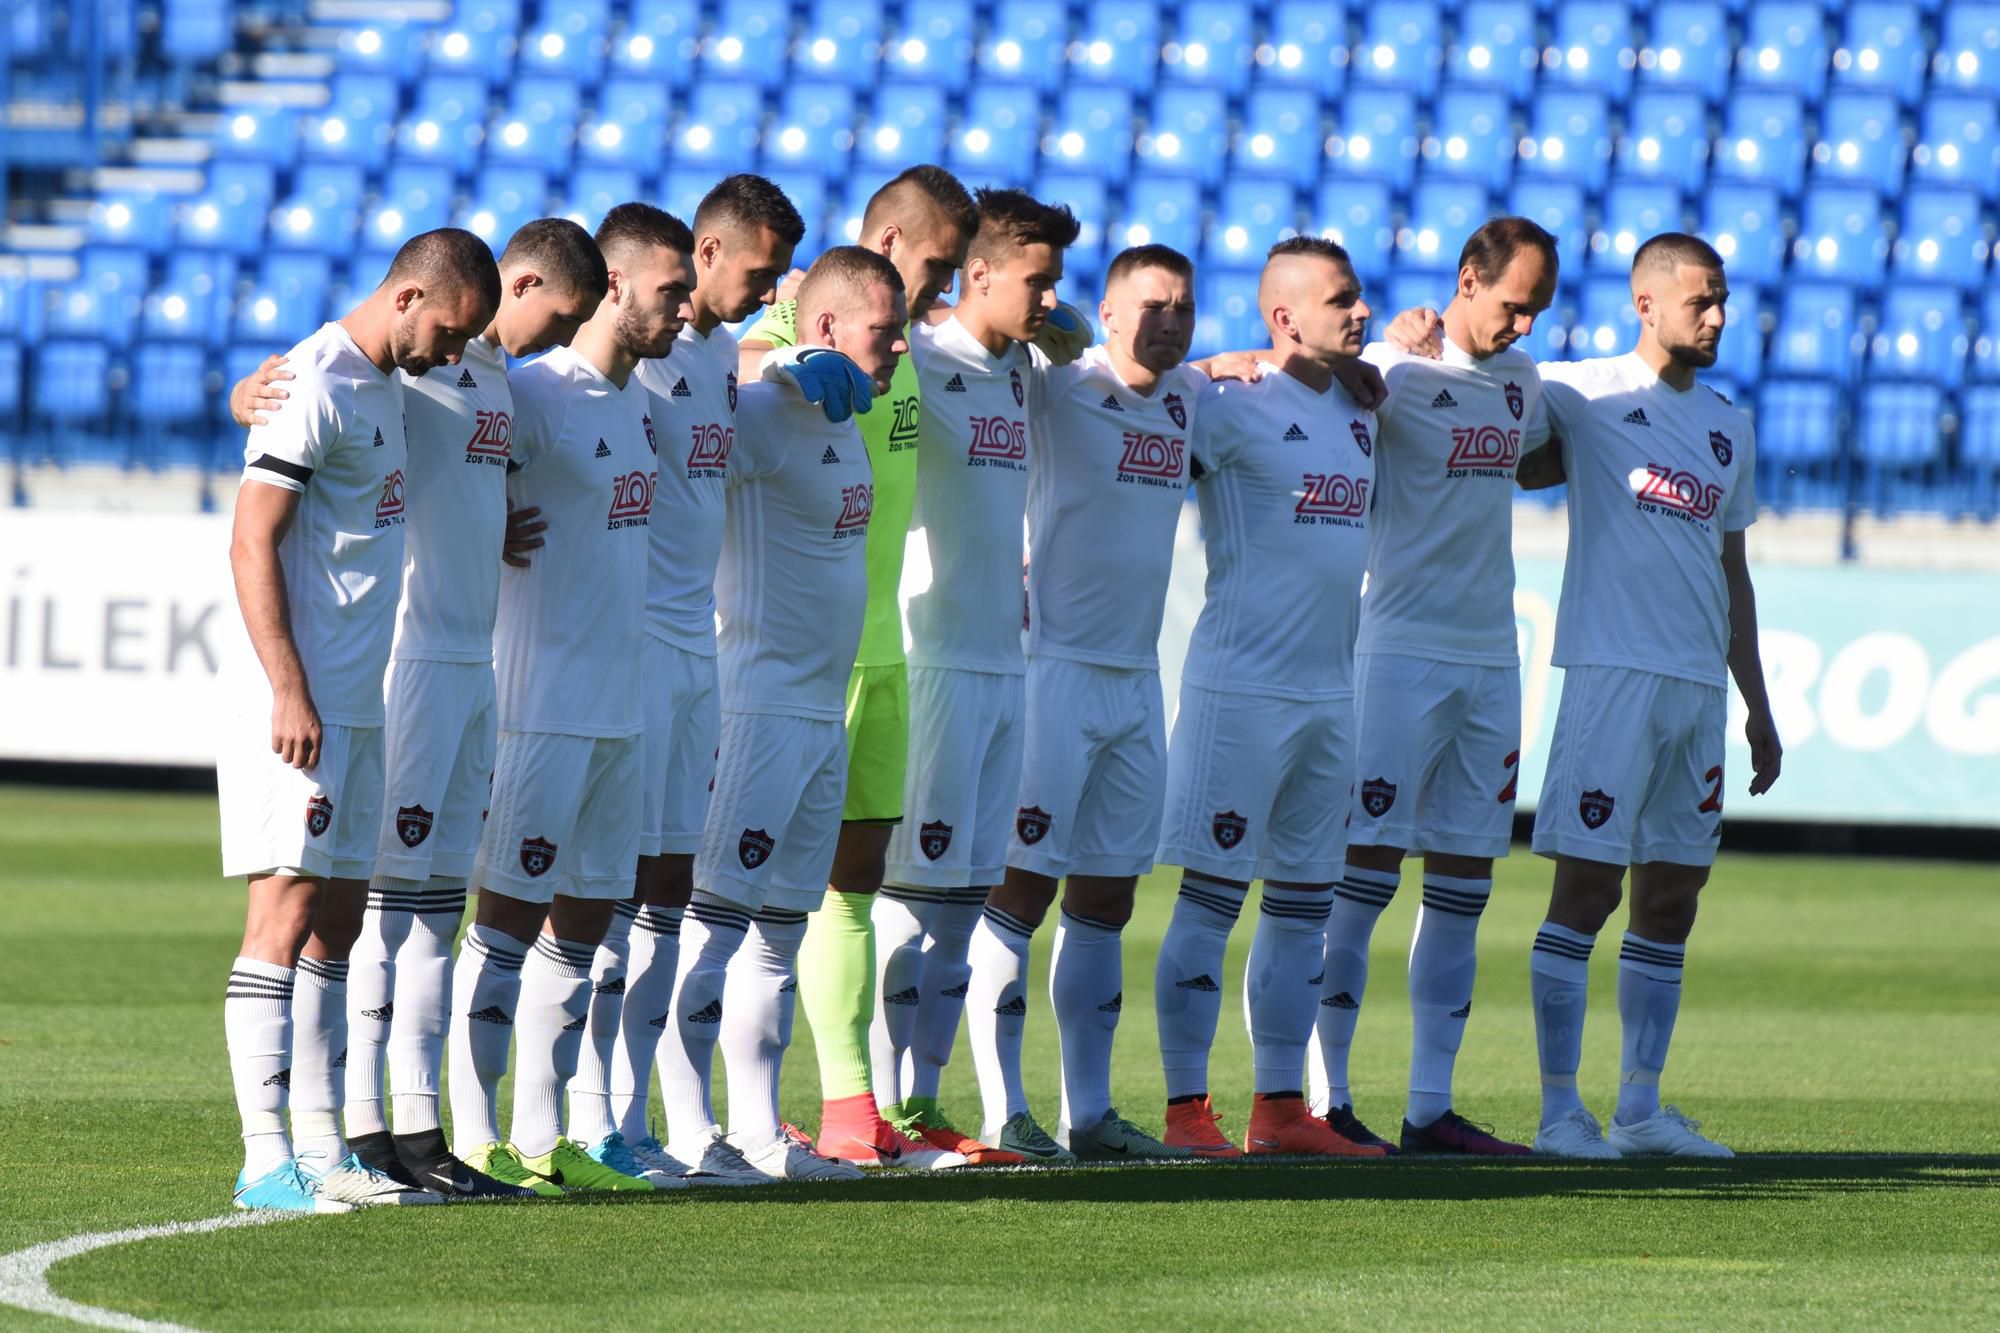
[1498,749,1520,804]
[1698,765,1724,814]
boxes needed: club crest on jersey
[726,370,738,411]
[1009,367,1024,407]
[1350,419,1374,457]
[1118,431,1186,485]
[738,828,775,870]
[1578,789,1616,830]
[519,836,557,877]
[687,423,732,478]
[834,482,873,537]
[305,795,333,838]
[1359,778,1397,819]
[465,409,512,465]
[919,820,954,861]
[1710,429,1734,467]
[1015,805,1052,845]
[607,469,656,529]
[395,804,434,848]
[374,470,406,528]
[642,414,658,455]
[1165,391,1187,429]
[1504,381,1524,420]
[1445,425,1522,478]
[1211,810,1247,850]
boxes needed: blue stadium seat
[1404,179,1491,270]
[980,0,1070,92]
[1121,176,1203,254]
[1211,178,1300,263]
[1960,384,2000,468]
[1195,265,1265,354]
[1617,90,1709,188]
[1814,91,1905,191]
[367,166,457,252]
[1167,0,1255,95]
[398,77,489,172]
[1875,284,1970,385]
[617,0,700,83]
[1772,281,1860,379]
[1145,85,1229,184]
[1915,95,2000,194]
[1594,181,1684,271]
[1428,85,1515,191]
[1737,1,1831,100]
[51,249,147,347]
[1236,88,1325,189]
[885,0,976,91]
[658,169,715,226]
[424,16,512,85]
[163,0,231,60]
[35,340,113,425]
[860,83,947,170]
[1075,1,1161,92]
[1549,2,1636,98]
[1385,271,1456,331]
[0,341,20,426]
[1333,88,1420,189]
[829,173,891,247]
[1638,1,1731,102]
[88,192,174,251]
[1719,92,1808,194]
[948,84,1042,183]
[1446,1,1538,99]
[1510,180,1588,273]
[583,78,669,171]
[1855,381,1945,515]
[130,342,211,428]
[1050,87,1136,183]
[461,169,548,251]
[763,82,857,173]
[1034,172,1110,272]
[488,77,582,170]
[1714,284,1768,384]
[564,167,641,230]
[1523,90,1612,190]
[761,171,829,256]
[519,0,609,81]
[1574,275,1640,357]
[1259,0,1348,97]
[1752,377,1842,512]
[336,18,430,78]
[176,161,273,254]
[1892,186,1989,286]
[1795,184,1888,283]
[1978,287,2000,380]
[237,255,332,345]
[705,0,792,87]
[271,164,364,253]
[1316,178,1396,283]
[146,252,235,346]
[213,105,298,168]
[1704,182,1787,287]
[1935,3,2000,94]
[798,0,883,87]
[672,80,766,171]
[1832,3,1927,103]
[306,74,399,169]
[1355,1,1444,97]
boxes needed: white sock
[342,879,419,1137]
[225,957,294,1178]
[1246,885,1334,1094]
[1530,923,1596,1127]
[290,955,349,1166]
[658,895,747,1151]
[571,901,636,1145]
[613,904,682,1142]
[910,890,985,1102]
[869,885,941,1110]
[510,933,597,1159]
[1616,933,1685,1126]
[720,907,807,1148]
[446,924,525,1155]
[1050,910,1123,1133]
[1153,873,1244,1100]
[966,904,1035,1137]
[387,880,465,1134]
[1311,865,1399,1114]
[1407,873,1491,1128]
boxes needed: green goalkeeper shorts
[842,662,909,824]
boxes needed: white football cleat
[625,1135,693,1190]
[303,1151,444,1205]
[1533,1109,1623,1160]
[737,1133,867,1182]
[1607,1106,1735,1158]
[666,1130,774,1187]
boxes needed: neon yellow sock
[800,888,876,1101]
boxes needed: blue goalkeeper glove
[1032,302,1094,366]
[759,346,874,423]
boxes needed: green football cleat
[996,1110,1074,1163]
[1064,1109,1196,1162]
[463,1142,564,1198]
[520,1138,655,1192]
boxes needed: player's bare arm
[501,503,544,568]
[1383,306,1446,358]
[1722,530,1782,795]
[1515,437,1566,490]
[229,481,321,770]
[1187,350,1387,407]
[227,354,296,428]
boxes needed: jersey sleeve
[1187,379,1241,478]
[1723,414,1759,531]
[1534,362,1588,443]
[1021,343,1059,417]
[1521,364,1553,449]
[1363,344,1412,432]
[742,299,799,349]
[242,368,342,493]
[505,365,565,477]
[727,385,783,485]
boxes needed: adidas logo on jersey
[561,1015,586,1032]
[1097,991,1123,1013]
[467,1005,512,1025]
[594,438,611,458]
[821,444,841,464]
[1174,974,1221,993]
[995,995,1027,1017]
[1283,423,1309,441]
[457,368,478,388]
[884,986,921,1006]
[1322,991,1360,1010]
[594,976,626,996]
[687,998,723,1024]
[1101,393,1124,411]
[1624,408,1652,426]
[944,373,967,392]
[1431,390,1458,409]
[670,377,692,398]
[372,427,385,447]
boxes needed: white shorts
[373,658,497,882]
[218,715,384,882]
[1158,684,1353,884]
[1347,652,1522,860]
[641,636,721,858]
[884,666,1026,890]
[695,709,847,914]
[1006,656,1166,879]
[472,730,641,904]
[1532,666,1728,869]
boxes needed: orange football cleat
[1245,1093,1389,1158]
[1163,1094,1243,1158]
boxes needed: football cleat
[1534,1108,1623,1160]
[670,1131,775,1187]
[233,1159,350,1213]
[817,1093,967,1170]
[890,1098,1025,1167]
[737,1132,867,1182]
[1063,1109,1196,1161]
[1607,1106,1734,1158]
[391,1128,539,1199]
[585,1131,649,1178]
[1163,1094,1242,1158]
[1246,1094,1388,1157]
[520,1138,654,1192]
[462,1141,564,1197]
[995,1110,1074,1163]
[301,1150,444,1205]
[1326,1103,1398,1154]
[625,1135,698,1189]
[348,1130,430,1190]
[1400,1109,1534,1157]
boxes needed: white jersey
[717,378,874,721]
[391,333,510,663]
[1025,345,1206,669]
[905,316,1052,676]
[636,322,736,656]
[1540,353,1758,687]
[1181,365,1377,700]
[1358,337,1551,666]
[494,345,655,738]
[237,321,408,726]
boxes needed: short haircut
[1458,216,1559,285]
[796,245,905,323]
[966,188,1082,265]
[1266,235,1353,268]
[1106,243,1195,289]
[1258,236,1358,319]
[692,173,807,247]
[384,227,503,313]
[861,164,980,241]
[594,202,696,268]
[1633,231,1726,280]
[498,217,609,300]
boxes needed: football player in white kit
[1150,238,1392,1161]
[218,229,499,1211]
[1518,234,1780,1159]
[444,203,689,1194]
[662,247,912,1181]
[567,175,805,1189]
[1314,218,1557,1156]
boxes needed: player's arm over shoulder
[242,359,345,490]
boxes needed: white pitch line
[0,1212,289,1332]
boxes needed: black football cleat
[348,1129,432,1190]
[391,1128,539,1199]
[1326,1103,1398,1154]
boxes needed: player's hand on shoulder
[1032,302,1094,367]
[502,504,546,569]
[231,354,295,429]
[269,682,323,771]
[1333,357,1389,410]
[1745,708,1783,796]
[775,267,808,303]
[760,346,874,423]
[1385,307,1444,359]
[1200,351,1267,383]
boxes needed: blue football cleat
[233,1159,352,1213]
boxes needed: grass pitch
[1,783,1996,1330]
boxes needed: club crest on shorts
[1710,429,1734,467]
[1015,805,1052,845]
[1359,777,1397,819]
[1578,789,1616,830]
[1350,419,1374,457]
[1165,391,1187,429]
[919,819,954,861]
[304,795,333,838]
[1009,367,1024,407]
[738,827,775,869]
[1211,810,1248,850]
[1504,381,1524,420]
[726,370,738,411]
[519,836,557,877]
[395,803,434,848]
